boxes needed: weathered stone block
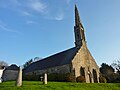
[16,67,22,86]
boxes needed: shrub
[48,73,75,82]
[23,74,40,81]
[99,75,107,83]
[65,73,75,82]
[48,73,57,81]
[48,73,66,81]
[57,73,66,81]
[76,76,85,83]
[23,73,76,82]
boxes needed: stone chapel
[23,5,99,83]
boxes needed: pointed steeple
[75,4,81,26]
[74,5,86,48]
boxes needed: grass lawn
[0,81,120,90]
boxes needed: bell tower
[74,5,86,48]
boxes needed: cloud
[0,0,65,21]
[55,13,64,21]
[0,21,21,34]
[66,0,71,4]
[0,0,47,14]
[21,11,33,16]
[10,0,21,6]
[0,0,21,8]
[26,20,37,24]
[28,0,47,13]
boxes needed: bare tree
[0,61,8,67]
[23,59,33,69]
[112,60,120,73]
[0,61,8,69]
[34,57,42,62]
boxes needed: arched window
[80,67,85,77]
[93,69,98,83]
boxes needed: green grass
[0,81,120,90]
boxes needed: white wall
[0,69,4,83]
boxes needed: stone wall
[25,64,71,75]
[24,42,99,83]
[2,70,18,81]
[72,42,99,83]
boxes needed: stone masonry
[23,5,99,83]
[72,42,99,83]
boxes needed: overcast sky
[0,0,120,66]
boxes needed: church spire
[74,5,86,48]
[75,4,81,26]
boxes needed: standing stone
[15,66,22,86]
[43,73,47,84]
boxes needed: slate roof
[23,47,79,73]
[5,64,19,71]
